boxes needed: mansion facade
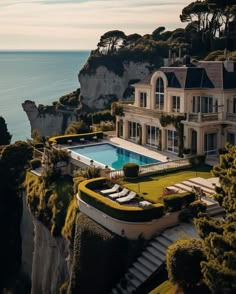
[115,59,236,156]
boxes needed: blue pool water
[70,143,159,169]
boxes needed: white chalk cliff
[79,61,151,109]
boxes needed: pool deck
[108,137,181,163]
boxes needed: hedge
[163,192,196,212]
[49,131,104,144]
[78,178,165,222]
[123,163,140,178]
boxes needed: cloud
[0,0,190,50]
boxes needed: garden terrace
[77,177,199,239]
[78,177,165,223]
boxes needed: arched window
[155,77,164,110]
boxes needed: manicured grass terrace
[121,165,212,204]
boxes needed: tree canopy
[194,144,236,293]
[180,0,236,51]
[166,238,207,291]
[97,30,126,54]
[0,116,12,146]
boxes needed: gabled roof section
[198,61,223,88]
[135,61,236,90]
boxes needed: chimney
[179,47,181,58]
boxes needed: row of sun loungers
[100,184,137,203]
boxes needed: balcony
[187,113,220,123]
[226,113,236,122]
[123,104,184,119]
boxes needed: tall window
[155,77,164,110]
[192,96,213,113]
[233,98,236,113]
[204,133,217,155]
[167,130,179,153]
[172,96,180,112]
[128,121,139,142]
[146,126,159,147]
[227,132,236,145]
[140,92,147,107]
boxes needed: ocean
[0,51,90,142]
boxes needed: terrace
[76,163,220,240]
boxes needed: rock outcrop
[22,101,78,137]
[79,61,152,109]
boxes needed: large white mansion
[115,59,236,156]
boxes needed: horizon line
[0,49,92,52]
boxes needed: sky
[0,0,191,50]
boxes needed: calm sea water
[0,51,90,141]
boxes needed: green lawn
[121,165,212,204]
[148,280,174,294]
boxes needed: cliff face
[21,193,71,294]
[79,61,152,109]
[22,101,78,137]
[31,219,70,294]
[20,193,34,279]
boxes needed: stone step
[137,256,157,272]
[142,251,163,266]
[207,205,225,216]
[126,285,136,294]
[129,267,147,282]
[127,275,142,288]
[116,284,128,294]
[173,183,193,192]
[154,236,172,248]
[187,178,216,191]
[146,246,165,261]
[133,261,153,276]
[183,180,214,194]
[149,241,167,254]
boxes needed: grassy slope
[25,172,76,238]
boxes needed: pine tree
[0,116,12,145]
[195,144,236,293]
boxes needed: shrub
[163,192,195,212]
[123,163,140,178]
[189,154,206,166]
[166,238,206,290]
[183,148,191,155]
[30,159,41,169]
[178,209,192,222]
[189,200,207,218]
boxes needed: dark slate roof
[135,61,236,89]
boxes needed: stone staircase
[206,203,225,216]
[110,233,173,294]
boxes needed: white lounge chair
[139,200,152,207]
[109,188,129,199]
[116,191,136,203]
[100,184,120,195]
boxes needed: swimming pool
[70,143,159,169]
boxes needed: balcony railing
[107,158,191,180]
[226,113,236,122]
[187,112,219,123]
[123,104,184,119]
